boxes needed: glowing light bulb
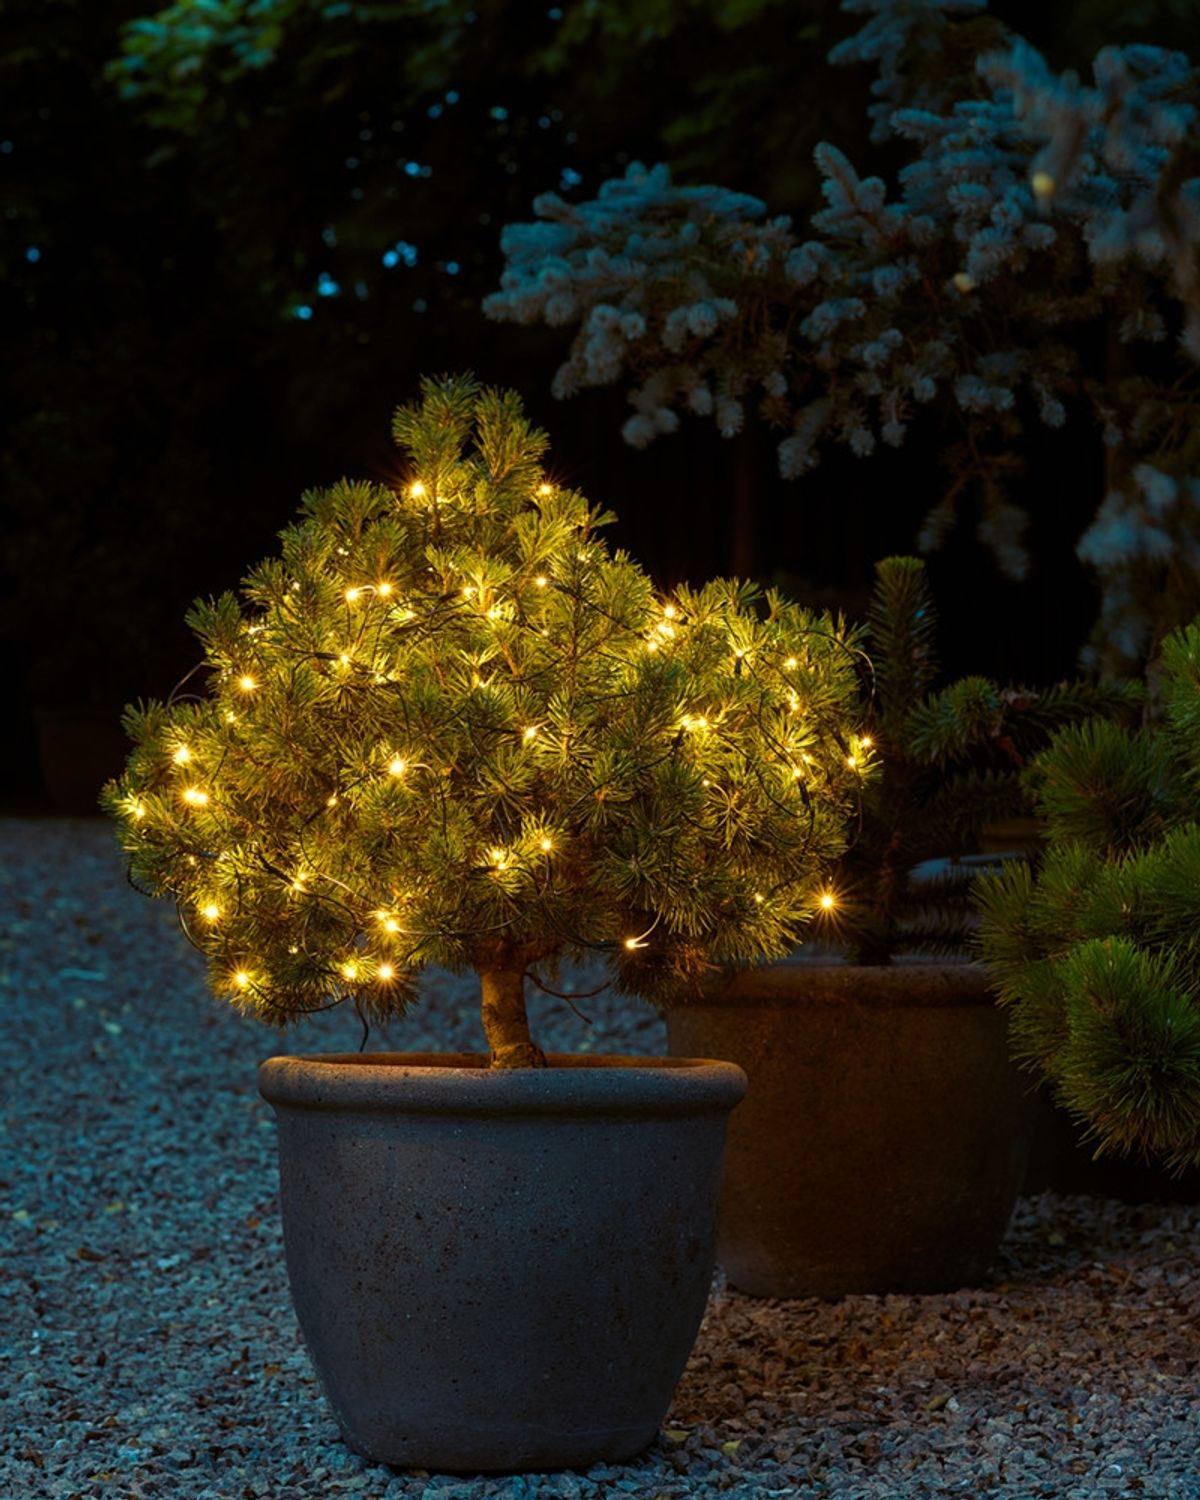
[490,848,508,868]
[953,271,976,294]
[537,482,553,496]
[133,802,146,820]
[172,746,191,765]
[847,755,858,769]
[326,793,338,807]
[663,604,676,619]
[341,961,358,982]
[522,726,538,742]
[534,575,548,588]
[409,480,426,499]
[539,837,553,853]
[623,936,645,951]
[388,756,408,777]
[784,658,798,670]
[859,736,872,749]
[338,652,351,666]
[377,582,393,597]
[201,903,220,921]
[1031,170,1055,200]
[183,787,208,806]
[645,640,659,653]
[238,675,257,692]
[462,585,476,598]
[754,893,764,904]
[345,587,361,603]
[233,970,251,990]
[486,604,503,620]
[224,710,237,724]
[381,916,400,933]
[820,892,836,911]
[378,963,395,982]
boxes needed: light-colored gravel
[1,819,1198,1500]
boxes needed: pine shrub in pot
[976,621,1200,1176]
[103,375,867,1471]
[668,556,1135,1297]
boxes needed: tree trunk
[479,966,547,1069]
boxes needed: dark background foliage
[3,0,1195,808]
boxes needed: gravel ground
[2,818,1198,1500]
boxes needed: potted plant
[667,555,1135,1297]
[103,375,867,1472]
[975,621,1200,1178]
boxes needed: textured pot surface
[666,962,1036,1298]
[258,1053,746,1472]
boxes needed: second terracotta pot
[666,961,1036,1298]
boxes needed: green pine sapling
[975,623,1200,1168]
[818,555,1137,964]
[104,375,868,1066]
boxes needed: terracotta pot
[666,961,1036,1298]
[258,1052,746,1472]
[1023,1086,1200,1202]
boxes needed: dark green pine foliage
[825,555,1138,964]
[975,623,1200,1168]
[103,375,866,1060]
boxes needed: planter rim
[259,1051,747,1115]
[681,958,996,1010]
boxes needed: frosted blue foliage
[977,500,1029,580]
[715,396,744,439]
[487,0,1200,662]
[904,373,933,402]
[1078,466,1200,670]
[689,385,714,416]
[831,0,989,141]
[801,298,868,340]
[785,242,830,286]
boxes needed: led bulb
[183,787,208,806]
[377,582,394,597]
[819,892,836,911]
[539,837,553,853]
[409,480,426,499]
[784,658,798,670]
[534,575,548,589]
[662,604,676,619]
[238,675,257,692]
[537,482,553,496]
[522,726,538,742]
[342,961,359,982]
[172,746,191,765]
[233,970,251,990]
[201,903,220,921]
[345,587,361,603]
[378,963,395,982]
[387,756,407,777]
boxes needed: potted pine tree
[976,621,1200,1175]
[668,556,1134,1296]
[103,375,866,1472]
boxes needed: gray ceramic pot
[258,1052,746,1472]
[666,961,1036,1298]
